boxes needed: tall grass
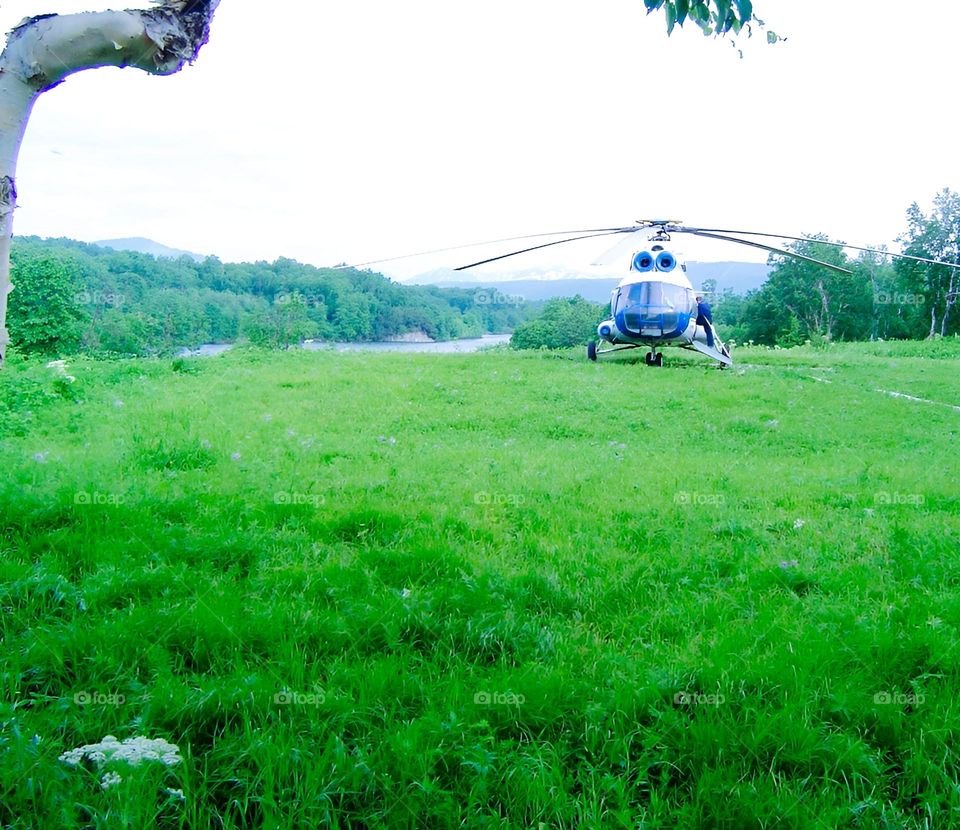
[1,342,958,828]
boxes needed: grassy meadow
[2,340,960,828]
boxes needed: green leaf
[644,0,662,12]
[735,0,753,23]
[666,2,677,34]
[715,0,731,27]
[675,0,689,26]
[767,30,780,44]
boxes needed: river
[178,333,511,357]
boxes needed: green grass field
[2,340,959,829]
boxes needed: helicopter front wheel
[645,351,663,367]
[587,341,598,361]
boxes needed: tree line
[8,190,958,357]
[715,189,959,345]
[7,237,535,357]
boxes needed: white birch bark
[0,1,220,366]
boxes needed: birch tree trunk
[940,269,956,337]
[0,0,220,367]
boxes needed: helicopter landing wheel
[718,344,730,369]
[645,352,663,367]
[587,341,598,362]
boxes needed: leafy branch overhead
[644,0,781,42]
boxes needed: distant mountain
[406,261,770,303]
[94,237,206,262]
[686,261,771,295]
[407,266,607,285]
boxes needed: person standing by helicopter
[695,295,715,349]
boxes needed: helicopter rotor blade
[590,229,647,266]
[682,229,853,275]
[338,227,634,270]
[453,229,635,271]
[684,226,960,271]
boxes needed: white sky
[2,0,958,279]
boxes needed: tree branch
[0,0,220,366]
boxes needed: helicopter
[586,226,733,368]
[448,219,958,368]
[345,219,958,367]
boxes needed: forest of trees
[715,189,960,345]
[6,237,535,357]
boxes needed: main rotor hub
[636,219,681,243]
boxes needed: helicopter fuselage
[600,272,697,347]
[595,247,712,344]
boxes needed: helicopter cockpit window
[614,283,695,336]
[616,282,691,315]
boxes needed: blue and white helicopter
[452,218,864,368]
[588,230,732,367]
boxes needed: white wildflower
[100,771,122,789]
[165,787,185,802]
[60,749,83,766]
[793,519,806,529]
[44,360,76,382]
[230,452,241,461]
[58,735,182,769]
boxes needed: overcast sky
[3,0,958,279]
